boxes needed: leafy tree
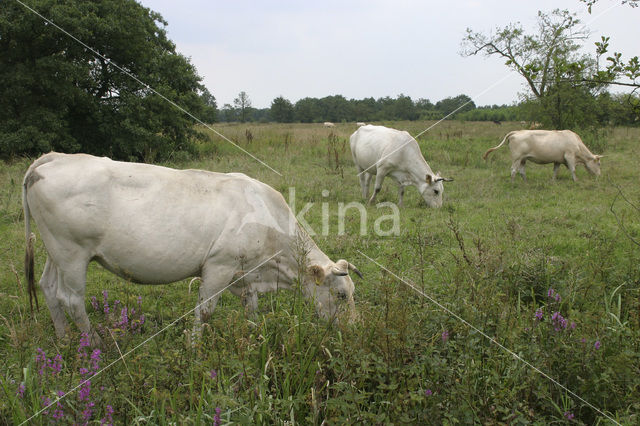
[462,10,590,100]
[234,91,252,122]
[199,87,217,123]
[270,96,294,122]
[0,0,209,161]
[461,9,603,128]
[218,104,237,122]
[294,97,321,123]
[435,94,476,117]
[393,94,418,120]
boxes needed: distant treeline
[2,0,638,162]
[219,93,639,126]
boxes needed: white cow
[350,125,452,208]
[356,122,366,127]
[23,153,361,344]
[483,130,602,182]
[323,122,335,128]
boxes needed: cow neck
[409,154,434,184]
[577,144,596,161]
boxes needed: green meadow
[1,121,639,424]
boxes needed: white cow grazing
[483,130,602,182]
[323,122,335,127]
[23,153,361,344]
[350,125,452,208]
[356,122,366,127]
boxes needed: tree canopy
[0,0,213,161]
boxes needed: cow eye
[337,291,347,300]
[434,189,440,195]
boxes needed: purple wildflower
[52,409,64,420]
[210,369,217,379]
[91,296,98,310]
[137,295,142,307]
[79,333,90,356]
[36,348,47,375]
[534,308,543,321]
[214,407,221,426]
[90,349,102,371]
[41,396,51,415]
[581,337,586,344]
[564,411,575,420]
[441,330,449,343]
[79,367,89,376]
[102,290,109,314]
[594,340,601,350]
[119,307,129,328]
[82,401,95,422]
[551,311,568,331]
[51,354,63,375]
[17,383,25,398]
[570,321,576,330]
[78,379,91,401]
[547,288,555,298]
[425,389,433,396]
[100,404,114,425]
[56,390,65,398]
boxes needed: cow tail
[23,171,39,314]
[483,131,514,160]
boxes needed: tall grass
[1,121,639,424]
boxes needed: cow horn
[332,259,349,276]
[348,263,363,279]
[435,177,454,182]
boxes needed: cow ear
[308,265,325,285]
[331,260,349,276]
[425,174,433,184]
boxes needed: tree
[270,96,294,122]
[0,0,209,161]
[578,1,640,93]
[219,104,237,122]
[461,9,602,128]
[435,94,476,117]
[462,10,590,100]
[294,97,321,122]
[234,91,252,122]
[199,87,217,123]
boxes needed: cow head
[305,259,361,322]
[585,155,602,176]
[419,172,453,208]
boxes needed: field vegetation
[1,120,639,424]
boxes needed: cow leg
[510,160,521,182]
[397,184,405,208]
[39,258,69,339]
[518,159,527,181]
[229,285,259,313]
[363,173,373,199]
[358,170,373,199]
[195,265,236,325]
[565,155,578,181]
[241,290,259,312]
[56,260,100,345]
[553,163,561,180]
[368,171,387,205]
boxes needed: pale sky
[139,0,640,108]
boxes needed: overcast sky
[138,0,639,109]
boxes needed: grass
[1,120,639,424]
